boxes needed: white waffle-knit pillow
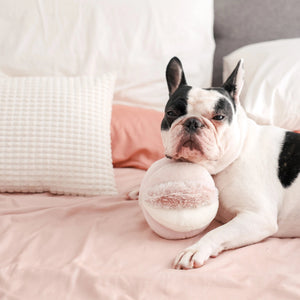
[0,75,117,196]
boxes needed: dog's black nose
[183,118,203,133]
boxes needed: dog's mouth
[180,133,201,148]
[182,139,200,151]
[175,134,203,157]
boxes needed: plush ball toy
[139,158,219,239]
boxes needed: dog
[158,57,299,269]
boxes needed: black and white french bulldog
[161,57,300,269]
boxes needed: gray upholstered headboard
[213,0,300,86]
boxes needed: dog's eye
[212,115,225,121]
[167,110,177,117]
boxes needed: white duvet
[0,0,215,111]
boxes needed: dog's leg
[174,211,278,269]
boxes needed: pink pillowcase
[111,105,165,170]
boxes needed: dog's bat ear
[223,59,244,103]
[166,57,187,96]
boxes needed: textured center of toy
[145,181,214,209]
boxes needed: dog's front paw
[126,189,139,200]
[173,243,221,270]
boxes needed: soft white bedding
[0,0,215,111]
[0,76,116,196]
[223,39,300,130]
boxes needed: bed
[0,0,299,299]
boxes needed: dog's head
[161,57,246,174]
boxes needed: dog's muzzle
[183,118,204,133]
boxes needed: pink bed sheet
[0,168,300,300]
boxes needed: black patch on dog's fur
[213,98,233,123]
[161,85,191,130]
[278,131,300,188]
[205,87,236,112]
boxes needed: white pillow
[0,0,215,111]
[0,75,117,196]
[223,39,300,130]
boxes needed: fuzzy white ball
[139,158,219,239]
